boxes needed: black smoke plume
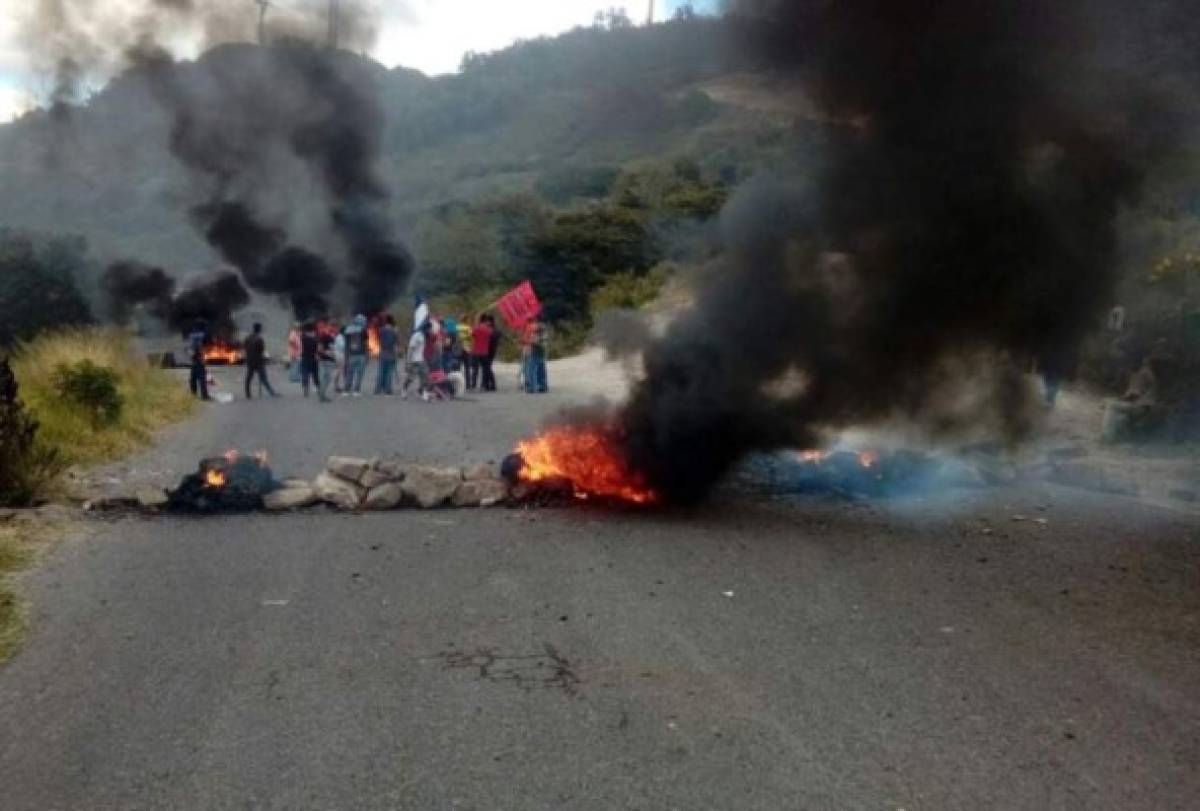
[142,41,413,318]
[102,262,249,339]
[101,261,176,324]
[166,270,250,339]
[613,0,1196,503]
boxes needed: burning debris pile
[167,450,276,514]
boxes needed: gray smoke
[17,0,384,109]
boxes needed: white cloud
[0,82,32,123]
[373,1,636,75]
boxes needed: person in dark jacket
[483,314,501,392]
[187,320,211,401]
[300,322,326,401]
[243,322,278,399]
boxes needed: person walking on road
[187,320,211,401]
[243,322,278,399]
[343,314,369,396]
[401,321,433,401]
[470,314,492,392]
[374,315,399,395]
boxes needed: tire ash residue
[437,643,580,696]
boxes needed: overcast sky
[0,0,719,122]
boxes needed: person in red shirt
[470,315,494,392]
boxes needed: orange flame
[514,425,657,504]
[205,468,227,488]
[202,341,243,365]
[368,326,381,357]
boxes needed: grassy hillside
[0,16,801,286]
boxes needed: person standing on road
[287,322,302,384]
[484,314,501,392]
[401,321,432,401]
[243,322,278,399]
[374,315,399,395]
[525,317,549,393]
[332,327,347,394]
[470,314,492,392]
[299,322,325,400]
[343,314,369,396]
[187,320,211,401]
[317,328,337,403]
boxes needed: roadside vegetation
[9,329,196,471]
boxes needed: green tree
[0,232,94,348]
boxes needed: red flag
[496,281,542,329]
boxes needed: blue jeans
[346,354,367,393]
[525,347,547,392]
[375,358,396,394]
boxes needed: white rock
[373,459,407,481]
[462,462,497,481]
[327,456,370,483]
[363,482,403,510]
[263,484,319,511]
[313,471,365,510]
[359,468,393,489]
[452,478,510,508]
[401,466,463,508]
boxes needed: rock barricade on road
[307,457,511,511]
[401,466,466,508]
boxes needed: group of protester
[187,303,549,404]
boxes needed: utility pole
[255,0,271,45]
[646,0,655,25]
[328,0,340,49]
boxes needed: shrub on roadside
[52,360,124,427]
[12,328,196,466]
[0,356,63,508]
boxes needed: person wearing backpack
[187,320,211,401]
[343,314,369,396]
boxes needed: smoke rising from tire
[614,0,1197,503]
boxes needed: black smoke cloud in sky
[614,0,1198,503]
[142,41,414,319]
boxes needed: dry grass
[11,328,197,467]
[0,521,52,664]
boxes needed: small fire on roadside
[203,341,243,365]
[205,468,227,488]
[510,425,658,505]
[368,325,381,357]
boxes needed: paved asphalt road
[1,366,1198,810]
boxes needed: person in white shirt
[400,322,432,400]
